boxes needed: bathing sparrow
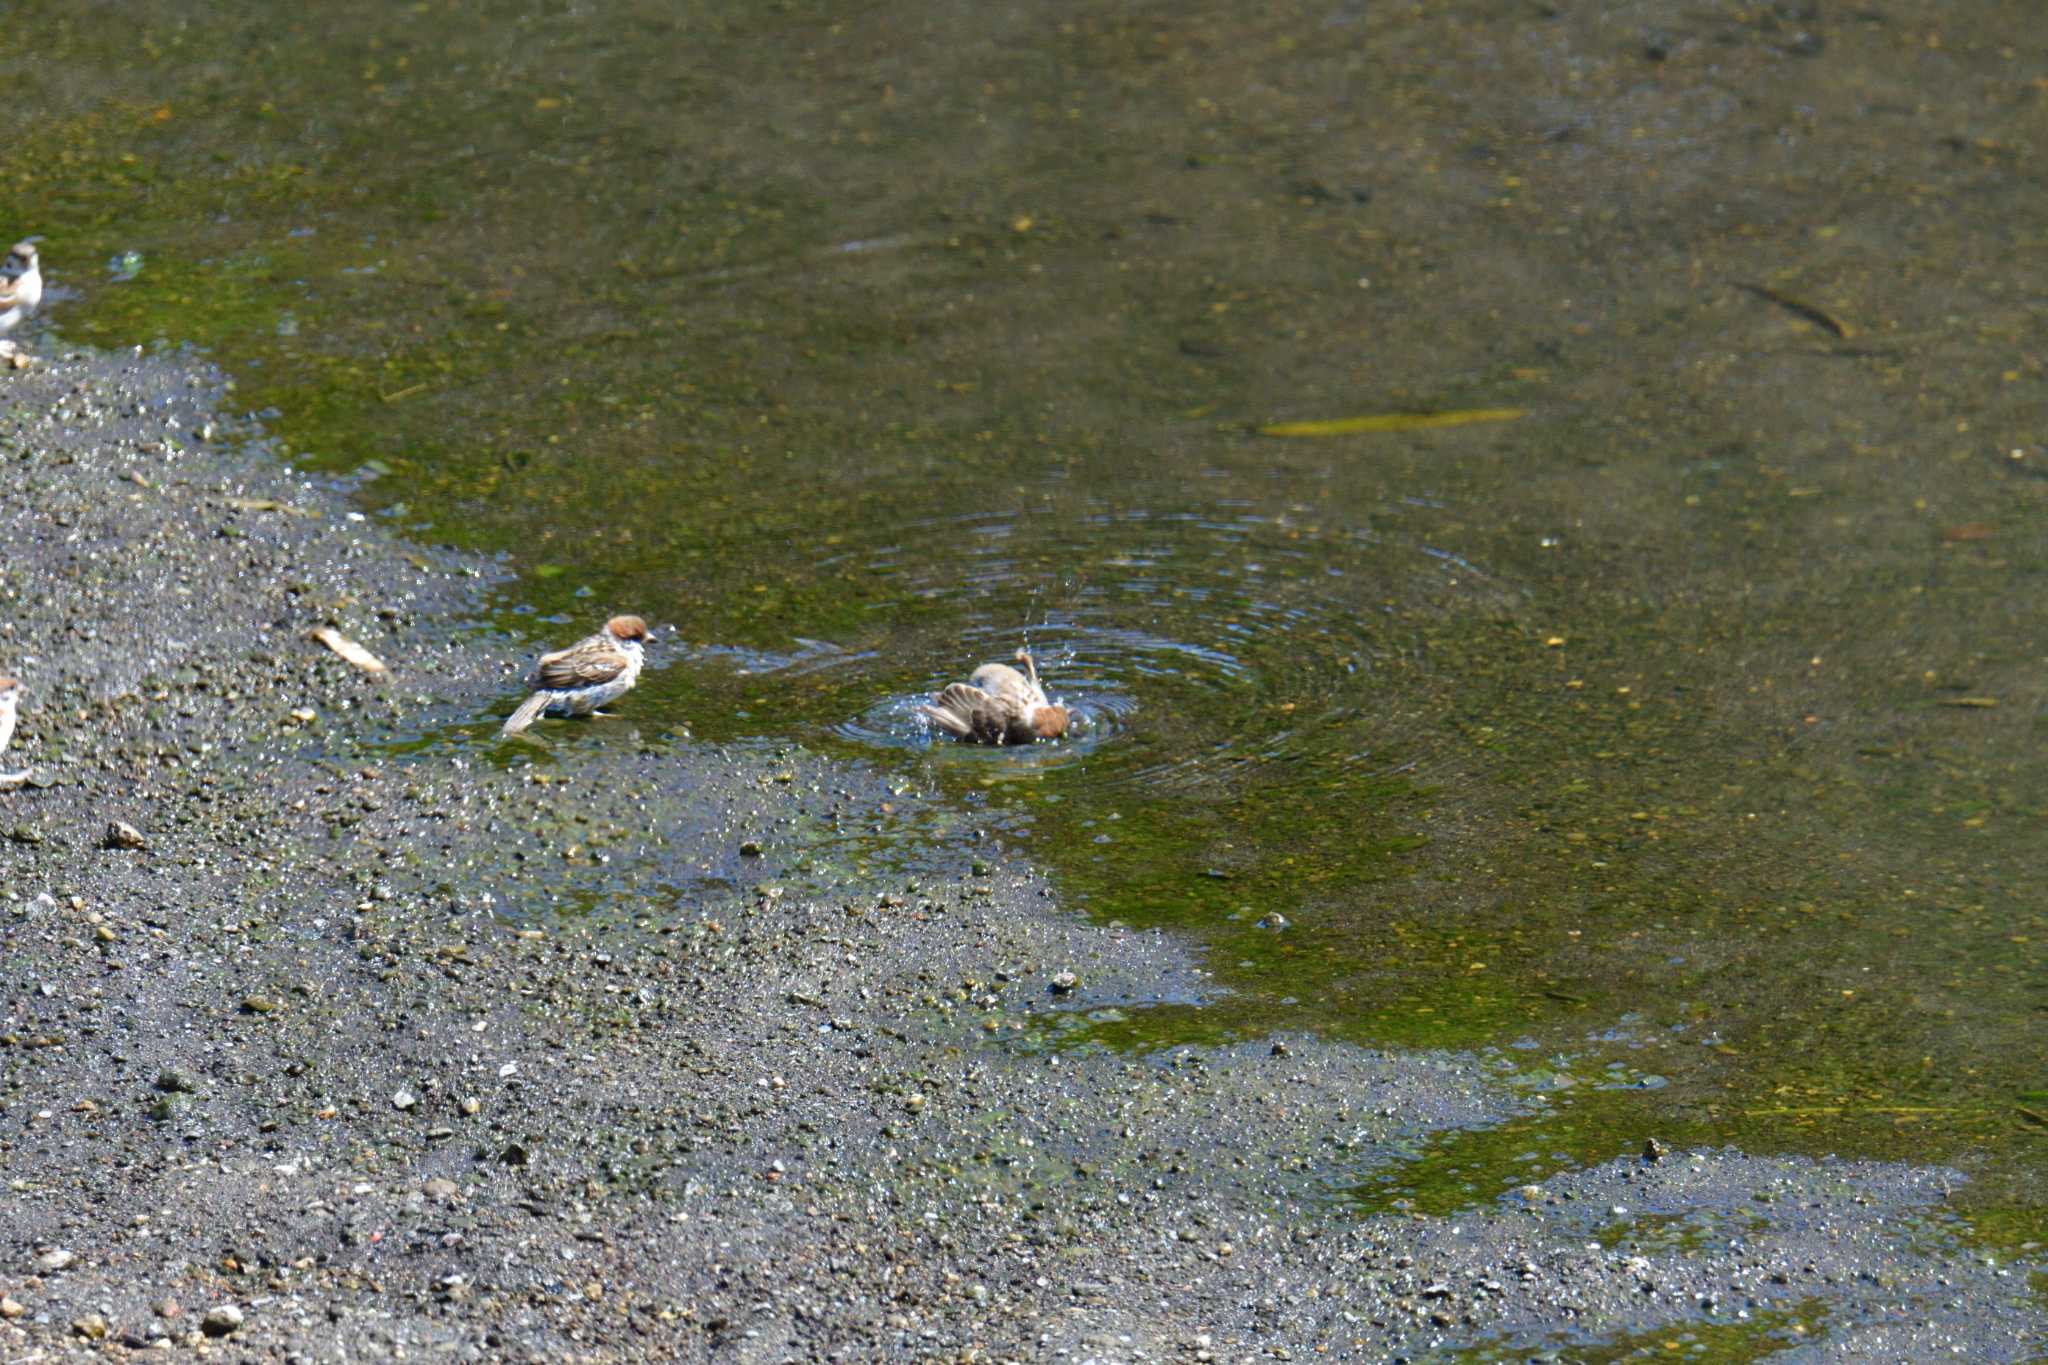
[500,615,654,736]
[921,648,1070,745]
[0,242,43,338]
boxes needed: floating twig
[1739,283,1856,339]
[1259,408,1524,438]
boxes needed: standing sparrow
[0,676,30,788]
[920,648,1070,745]
[0,242,43,339]
[500,615,654,736]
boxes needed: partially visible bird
[920,648,1070,745]
[500,615,654,736]
[0,242,43,340]
[0,676,30,788]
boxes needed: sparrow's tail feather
[501,692,552,736]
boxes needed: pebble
[392,1089,416,1111]
[102,820,147,849]
[0,1295,23,1319]
[424,1178,459,1200]
[36,1247,76,1272]
[1049,971,1079,994]
[241,995,279,1015]
[156,1068,200,1094]
[201,1304,244,1337]
[72,1313,109,1340]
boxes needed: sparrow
[920,648,1070,745]
[500,615,654,736]
[0,676,30,788]
[0,242,43,338]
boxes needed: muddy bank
[0,350,2040,1360]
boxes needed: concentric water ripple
[718,499,1503,794]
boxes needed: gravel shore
[1,349,2041,1361]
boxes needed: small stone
[1048,971,1078,994]
[240,995,278,1015]
[0,1295,23,1319]
[739,840,763,857]
[1269,1040,1290,1057]
[459,1096,480,1116]
[423,1178,459,1201]
[156,1068,200,1094]
[1256,913,1289,930]
[1642,1137,1669,1162]
[36,1247,76,1272]
[102,820,146,850]
[391,1089,416,1111]
[73,1313,109,1340]
[499,1142,529,1167]
[201,1304,243,1337]
[154,1298,180,1319]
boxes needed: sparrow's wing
[535,641,632,690]
[921,683,1001,741]
[0,276,23,308]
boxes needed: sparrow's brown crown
[604,615,652,643]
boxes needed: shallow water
[8,0,2045,1233]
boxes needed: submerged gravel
[0,349,2041,1360]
